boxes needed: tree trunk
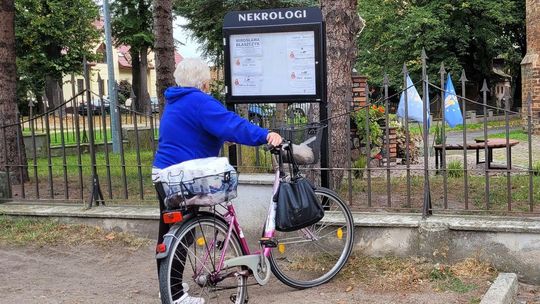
[276,104,287,128]
[321,0,360,189]
[0,0,29,184]
[139,46,151,115]
[45,75,62,110]
[34,94,45,114]
[130,48,141,111]
[153,0,176,118]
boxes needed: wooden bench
[434,139,519,170]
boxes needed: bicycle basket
[277,123,326,165]
[159,157,238,210]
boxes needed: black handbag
[275,145,324,232]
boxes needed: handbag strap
[278,143,286,178]
[278,141,300,179]
[277,140,302,179]
[287,142,300,176]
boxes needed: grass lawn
[22,114,159,147]
[23,127,159,147]
[407,117,522,135]
[487,130,529,142]
[24,148,156,202]
[19,146,539,213]
[22,146,272,203]
[339,172,540,213]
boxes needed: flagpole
[402,64,411,208]
[421,49,432,217]
[439,64,447,209]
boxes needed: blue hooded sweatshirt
[152,87,269,169]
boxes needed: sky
[173,16,204,60]
[96,1,205,60]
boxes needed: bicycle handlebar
[264,140,288,153]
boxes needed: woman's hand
[266,132,282,146]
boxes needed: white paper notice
[232,57,263,76]
[232,36,263,57]
[232,76,263,95]
[287,33,315,59]
[287,33,316,94]
[289,69,315,93]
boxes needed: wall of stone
[522,0,540,133]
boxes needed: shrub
[352,155,367,179]
[447,160,464,178]
[353,105,385,147]
[532,161,540,176]
[394,123,422,164]
[117,80,132,105]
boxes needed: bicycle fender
[155,224,182,260]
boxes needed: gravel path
[0,243,485,304]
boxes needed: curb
[480,273,518,304]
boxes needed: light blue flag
[397,75,430,126]
[443,74,463,128]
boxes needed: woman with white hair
[153,58,281,169]
[152,58,281,304]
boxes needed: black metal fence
[1,55,538,216]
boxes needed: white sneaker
[182,283,190,293]
[173,292,205,304]
[158,283,199,304]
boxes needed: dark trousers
[155,183,186,298]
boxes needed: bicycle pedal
[259,237,278,248]
[229,294,249,303]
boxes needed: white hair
[173,58,211,89]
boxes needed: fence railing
[1,54,538,216]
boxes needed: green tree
[356,0,525,98]
[15,0,100,111]
[1,0,28,183]
[111,0,154,114]
[174,0,317,66]
[153,0,176,116]
[322,0,362,188]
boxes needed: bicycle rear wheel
[269,187,354,289]
[159,214,248,304]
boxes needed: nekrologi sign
[238,10,308,22]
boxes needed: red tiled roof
[93,19,104,30]
[90,20,184,69]
[117,45,132,68]
[175,52,183,64]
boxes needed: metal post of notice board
[222,7,329,187]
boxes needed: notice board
[223,7,325,103]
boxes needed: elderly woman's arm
[199,96,281,146]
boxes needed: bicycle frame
[167,166,279,290]
[231,169,280,255]
[168,146,319,286]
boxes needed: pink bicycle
[157,138,354,303]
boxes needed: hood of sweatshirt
[164,87,201,104]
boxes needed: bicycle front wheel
[159,214,248,304]
[269,187,355,289]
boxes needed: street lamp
[101,0,121,153]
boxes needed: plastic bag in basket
[279,123,326,165]
[159,157,238,208]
